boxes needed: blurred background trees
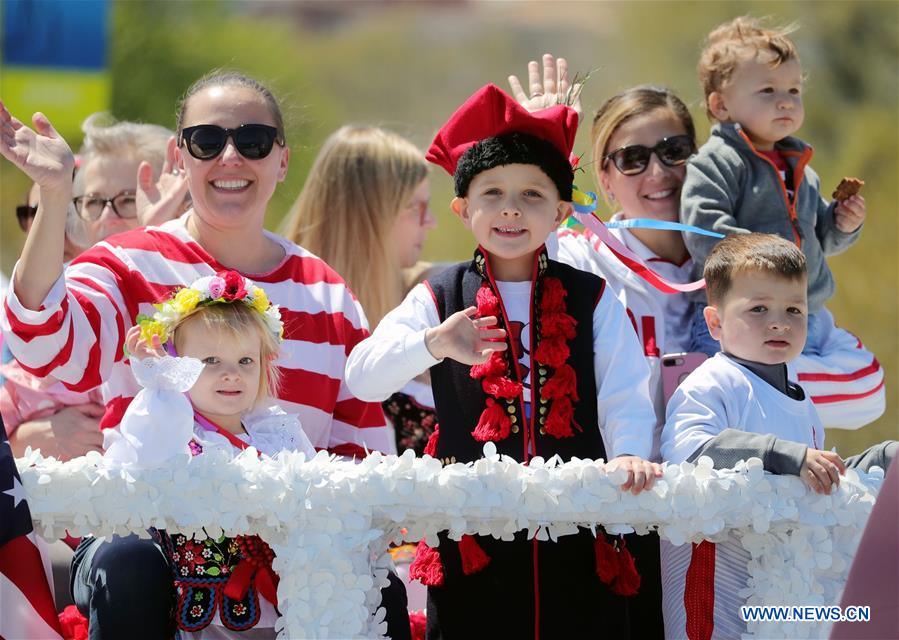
[1,0,895,452]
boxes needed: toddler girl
[105,270,315,639]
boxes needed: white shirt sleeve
[593,288,655,460]
[660,364,733,463]
[344,283,442,401]
[103,355,204,466]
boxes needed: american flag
[0,418,63,639]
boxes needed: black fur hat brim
[454,132,573,201]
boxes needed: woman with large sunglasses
[0,71,396,639]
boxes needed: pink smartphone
[661,352,708,404]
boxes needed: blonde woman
[283,125,436,329]
[283,124,437,625]
[283,125,439,457]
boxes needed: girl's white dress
[103,355,316,639]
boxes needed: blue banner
[2,0,108,70]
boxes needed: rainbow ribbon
[570,187,724,239]
[572,212,710,294]
[604,218,725,238]
[566,187,724,293]
[572,187,599,214]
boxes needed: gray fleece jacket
[681,123,861,313]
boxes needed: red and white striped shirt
[2,215,390,457]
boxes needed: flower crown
[136,270,284,345]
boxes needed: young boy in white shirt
[346,84,660,639]
[660,233,895,638]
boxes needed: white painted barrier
[17,444,882,639]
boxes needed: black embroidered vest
[426,247,606,464]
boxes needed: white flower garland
[17,444,883,639]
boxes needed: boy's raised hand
[425,306,507,365]
[508,53,584,122]
[0,101,74,192]
[834,195,866,233]
[124,325,166,361]
[800,448,846,494]
[607,455,663,495]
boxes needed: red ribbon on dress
[224,558,279,607]
[194,412,257,453]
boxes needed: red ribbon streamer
[574,213,708,294]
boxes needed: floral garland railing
[17,443,882,639]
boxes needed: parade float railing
[17,443,882,639]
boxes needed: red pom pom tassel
[482,375,523,399]
[423,423,439,458]
[594,535,618,585]
[470,350,506,379]
[541,363,579,401]
[409,540,445,587]
[458,534,491,575]
[543,395,577,438]
[534,336,569,369]
[541,277,567,310]
[611,539,641,596]
[471,398,511,442]
[541,311,577,340]
[59,605,89,640]
[476,284,500,317]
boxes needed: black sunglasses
[16,204,37,231]
[603,135,695,176]
[179,124,284,161]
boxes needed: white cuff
[403,329,442,370]
[4,261,67,324]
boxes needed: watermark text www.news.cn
[741,606,871,623]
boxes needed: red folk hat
[425,84,579,177]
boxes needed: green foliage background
[1,1,896,453]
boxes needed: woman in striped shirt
[0,71,392,638]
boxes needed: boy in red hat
[346,84,660,638]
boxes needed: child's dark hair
[176,70,285,141]
[454,132,573,201]
[704,233,806,305]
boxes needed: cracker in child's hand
[832,177,864,201]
